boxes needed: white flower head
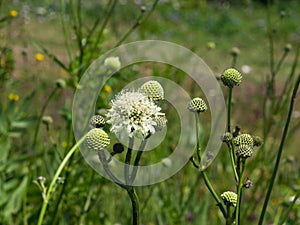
[104,56,121,71]
[106,89,164,139]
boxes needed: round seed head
[252,135,263,147]
[140,80,164,101]
[236,145,253,158]
[89,115,106,128]
[221,68,242,88]
[221,132,233,143]
[221,191,237,207]
[233,134,254,147]
[86,128,110,151]
[154,115,167,131]
[188,97,207,113]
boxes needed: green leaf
[2,176,28,219]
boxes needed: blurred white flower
[107,90,164,138]
[241,65,252,74]
[104,56,121,71]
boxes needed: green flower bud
[140,80,164,101]
[188,97,207,113]
[154,115,167,131]
[42,116,53,125]
[89,115,106,128]
[55,78,66,89]
[233,134,254,147]
[230,47,240,57]
[104,56,121,71]
[221,68,242,88]
[252,135,263,147]
[86,128,110,151]
[221,132,233,143]
[221,191,237,207]
[284,43,292,52]
[236,145,253,158]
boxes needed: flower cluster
[107,81,166,138]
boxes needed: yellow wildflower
[9,10,18,17]
[62,141,68,148]
[104,85,112,93]
[35,53,44,61]
[8,93,19,101]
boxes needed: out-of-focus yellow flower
[8,93,19,101]
[104,85,112,93]
[206,41,216,50]
[62,141,68,148]
[35,53,44,61]
[9,10,18,17]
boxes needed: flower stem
[37,134,87,225]
[130,139,147,184]
[258,74,300,225]
[126,186,140,225]
[227,88,233,132]
[125,137,134,185]
[228,143,239,183]
[32,87,58,150]
[201,171,227,218]
[235,159,246,225]
[194,113,201,163]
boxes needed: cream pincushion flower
[107,90,164,138]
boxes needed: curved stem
[37,134,87,225]
[201,171,227,218]
[98,151,124,186]
[32,87,58,150]
[258,74,300,225]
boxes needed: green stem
[114,0,159,48]
[98,151,124,186]
[274,51,288,75]
[125,137,134,185]
[201,171,227,218]
[92,0,117,52]
[130,139,147,184]
[37,134,87,225]
[195,113,201,163]
[32,87,58,150]
[235,159,245,225]
[278,192,300,225]
[227,88,233,132]
[126,187,140,225]
[225,204,231,225]
[258,74,300,225]
[228,143,239,183]
[231,56,237,68]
